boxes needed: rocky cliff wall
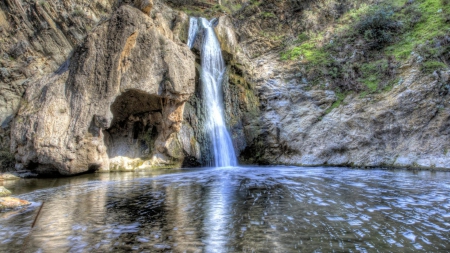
[4,0,450,174]
[231,0,450,170]
[10,3,197,175]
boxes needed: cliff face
[3,0,450,174]
[240,55,450,168]
[10,2,198,175]
[231,0,450,169]
[0,0,121,171]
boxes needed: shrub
[421,60,448,73]
[0,150,15,173]
[356,7,402,49]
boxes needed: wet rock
[0,197,30,210]
[0,186,11,197]
[0,173,20,181]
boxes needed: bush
[421,60,448,73]
[356,7,402,49]
[0,150,15,173]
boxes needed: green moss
[296,33,310,44]
[281,41,332,66]
[359,91,369,98]
[324,92,346,115]
[261,12,276,18]
[383,77,400,92]
[358,60,393,92]
[386,0,450,59]
[250,0,261,6]
[421,60,448,73]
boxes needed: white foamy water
[188,17,237,167]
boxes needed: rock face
[241,58,450,169]
[0,0,116,134]
[179,1,450,170]
[231,20,450,169]
[11,5,196,175]
[5,0,450,174]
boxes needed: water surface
[1,166,450,252]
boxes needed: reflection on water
[1,167,450,252]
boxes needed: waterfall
[187,17,198,49]
[188,17,237,167]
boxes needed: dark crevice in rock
[106,90,163,161]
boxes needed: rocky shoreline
[0,174,30,211]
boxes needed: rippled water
[1,166,450,252]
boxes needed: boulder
[0,186,11,197]
[0,173,20,181]
[0,197,30,210]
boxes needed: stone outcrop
[10,4,196,175]
[0,0,116,131]
[174,1,450,170]
[0,0,191,172]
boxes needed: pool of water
[1,166,450,252]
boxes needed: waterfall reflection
[1,167,450,252]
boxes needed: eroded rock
[11,5,195,175]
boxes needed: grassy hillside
[278,0,450,94]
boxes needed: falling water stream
[188,17,237,167]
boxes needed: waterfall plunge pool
[1,166,450,252]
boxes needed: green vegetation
[356,7,402,50]
[421,60,448,73]
[324,92,347,115]
[0,150,15,173]
[280,40,331,66]
[280,0,449,97]
[261,12,276,18]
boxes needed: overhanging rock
[11,5,195,175]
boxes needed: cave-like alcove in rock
[104,89,163,169]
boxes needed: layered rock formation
[239,54,450,169]
[10,3,196,175]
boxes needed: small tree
[356,7,402,50]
